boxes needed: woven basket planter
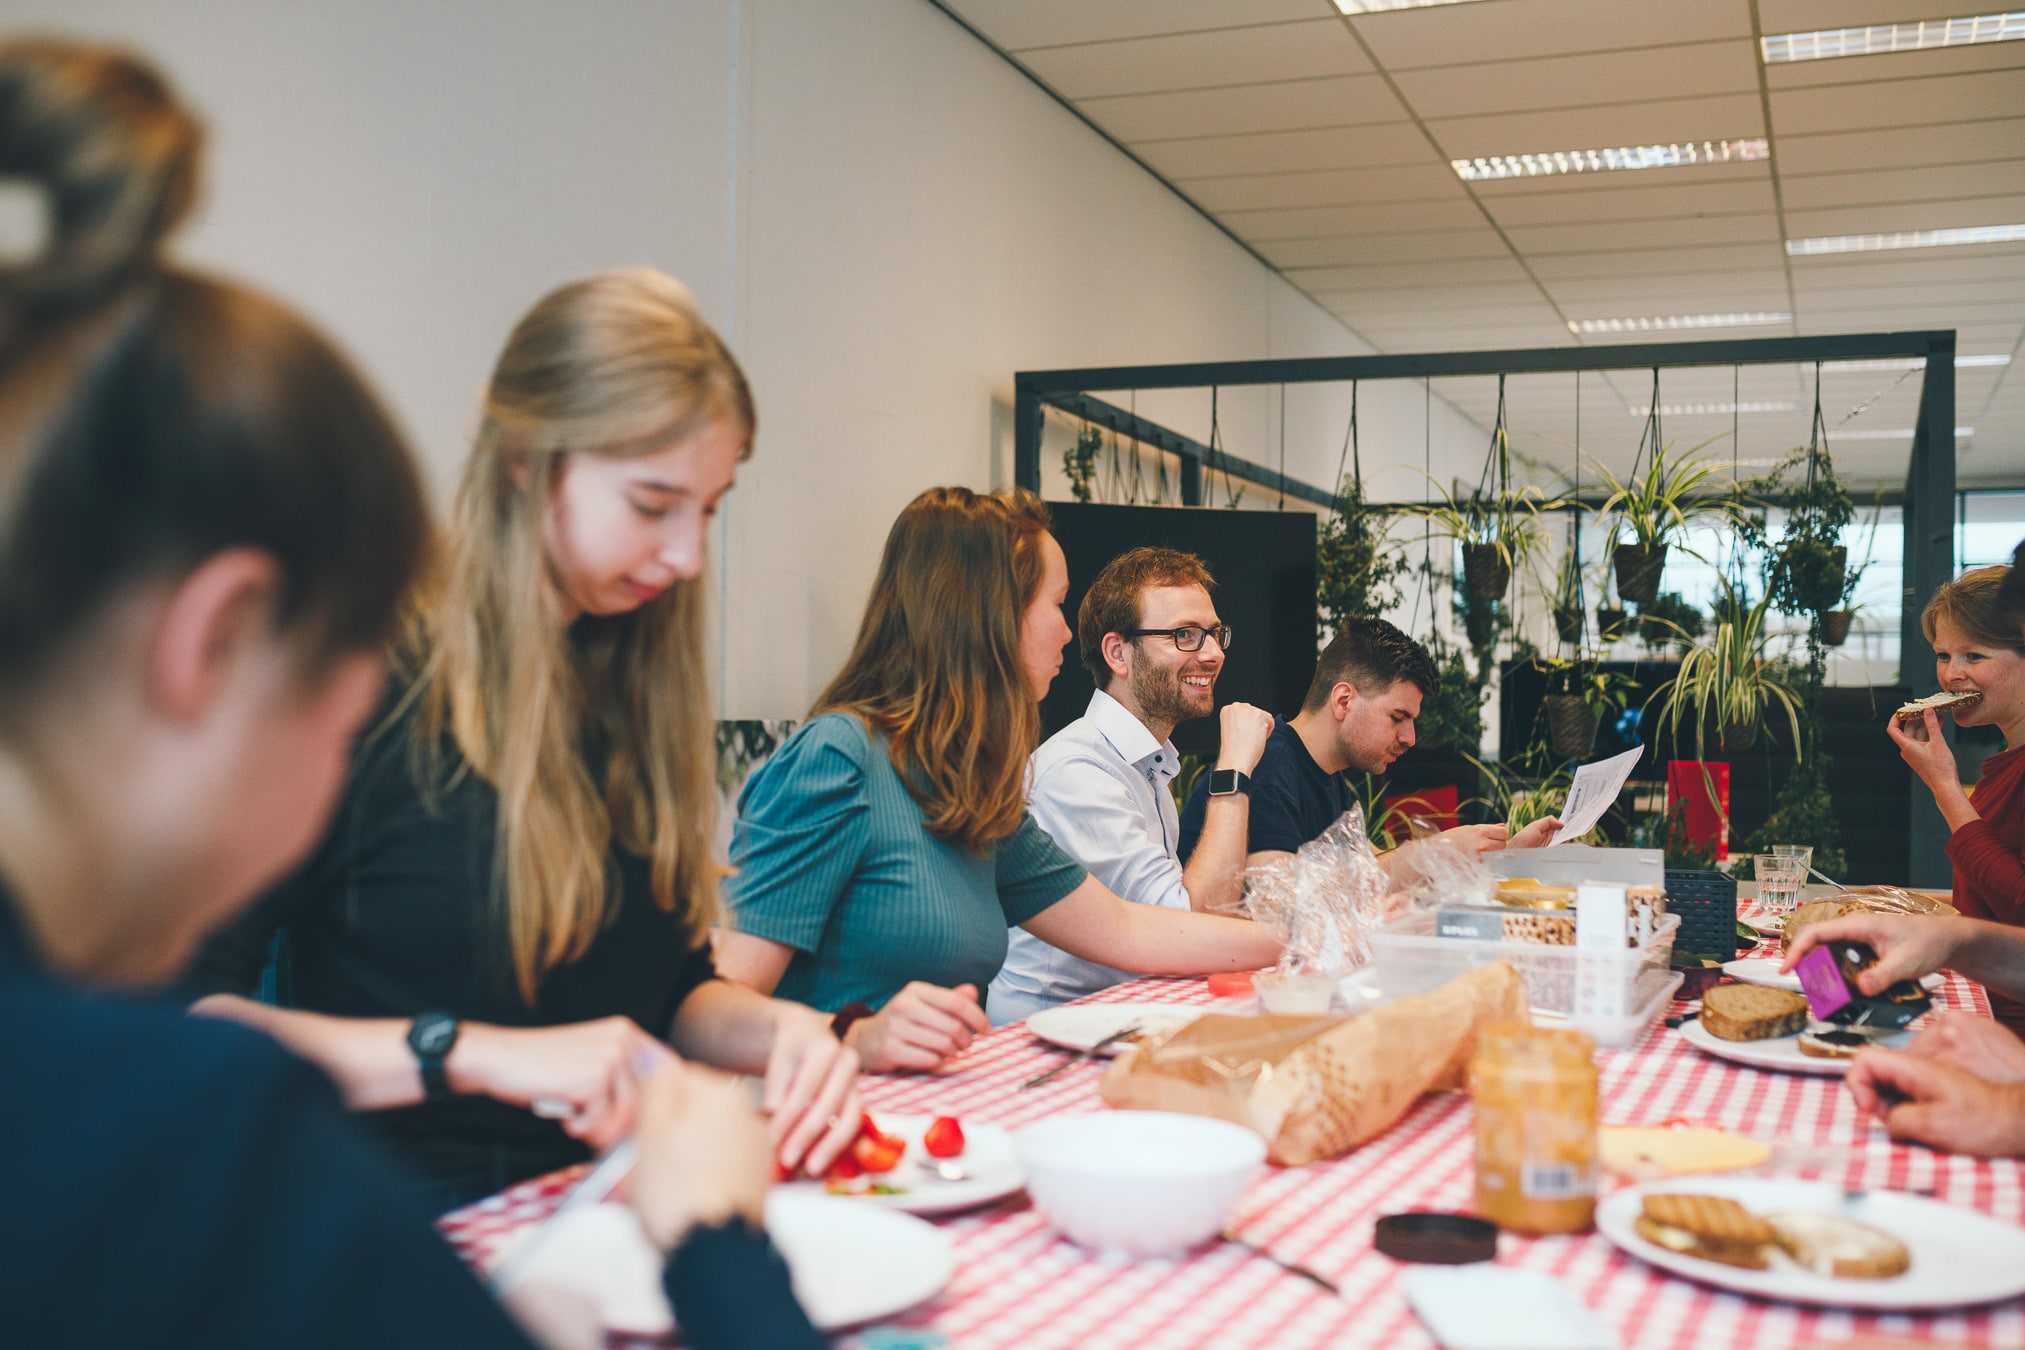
[1545,694,1599,760]
[1461,544,1512,602]
[1819,609,1854,646]
[1613,543,1668,606]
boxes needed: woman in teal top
[719,488,1280,1072]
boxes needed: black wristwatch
[407,1011,461,1101]
[1208,768,1251,798]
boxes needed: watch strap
[1208,768,1252,797]
[407,1011,460,1101]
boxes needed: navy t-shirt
[1178,716,1353,860]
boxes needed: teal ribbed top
[724,712,1086,1013]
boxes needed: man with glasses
[1178,617,1559,873]
[988,548,1273,1024]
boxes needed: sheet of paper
[1547,744,1644,847]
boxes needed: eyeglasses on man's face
[1125,624,1233,653]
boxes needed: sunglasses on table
[1125,624,1233,652]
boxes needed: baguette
[1700,984,1809,1042]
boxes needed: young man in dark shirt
[1178,617,1559,871]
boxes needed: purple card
[1795,945,1853,1020]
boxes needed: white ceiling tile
[1526,242,1790,279]
[1793,277,2025,306]
[1427,94,1767,160]
[1222,197,1488,239]
[1079,73,1409,141]
[1183,162,1464,210]
[1546,272,1791,304]
[1766,40,2025,91]
[1285,258,1534,288]
[1790,245,2025,286]
[1470,158,1773,196]
[942,0,1332,52]
[1784,193,2025,237]
[1777,119,2025,176]
[1130,122,1434,178]
[1262,231,1514,267]
[1393,41,1761,121]
[1312,282,1550,312]
[1770,69,2025,137]
[1352,0,1752,70]
[1759,0,2025,34]
[1780,162,2025,211]
[1505,213,1783,255]
[1482,177,1778,227]
[1017,19,1370,100]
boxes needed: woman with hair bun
[717,487,1281,1070]
[1895,565,2025,1036]
[0,37,818,1349]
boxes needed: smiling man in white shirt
[988,547,1274,1025]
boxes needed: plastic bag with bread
[1098,960,1527,1165]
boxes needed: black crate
[1666,868,1740,961]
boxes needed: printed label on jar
[1520,1161,1596,1201]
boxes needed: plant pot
[1462,597,1499,649]
[1778,542,1846,612]
[1819,609,1854,646]
[1552,606,1585,644]
[1597,606,1628,641]
[1613,543,1668,606]
[1461,544,1512,602]
[1716,720,1757,754]
[1545,694,1600,760]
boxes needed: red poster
[1666,760,1731,861]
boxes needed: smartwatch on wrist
[407,1011,461,1101]
[1207,768,1251,798]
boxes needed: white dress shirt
[987,689,1188,1025]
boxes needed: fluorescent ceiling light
[1821,355,2012,372]
[1335,0,1492,12]
[1625,401,1795,416]
[1763,11,2025,62]
[1837,426,1975,439]
[1570,312,1791,334]
[1454,139,1767,182]
[1789,223,2025,255]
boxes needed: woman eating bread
[1891,566,2025,1037]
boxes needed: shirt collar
[1085,689,1179,781]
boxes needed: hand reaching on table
[1846,1047,2025,1158]
[631,1063,772,1253]
[762,1002,862,1175]
[845,981,991,1073]
[1906,1010,2025,1084]
[1781,912,1964,994]
[450,1016,679,1152]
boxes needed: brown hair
[405,268,752,1001]
[1922,566,2025,653]
[1077,546,1215,688]
[1302,617,1438,712]
[814,486,1051,851]
[0,39,426,716]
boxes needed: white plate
[1024,1001,1205,1056]
[1721,958,1944,995]
[781,1114,1023,1216]
[1598,1176,2025,1309]
[1678,1016,1911,1075]
[1739,908,1789,938]
[491,1191,951,1335]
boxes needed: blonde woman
[716,488,1281,1070]
[0,38,818,1348]
[188,269,859,1211]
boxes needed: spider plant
[1402,475,1558,603]
[1594,437,1754,604]
[1651,581,1803,761]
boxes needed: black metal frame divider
[1014,330,1960,886]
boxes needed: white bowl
[1013,1110,1265,1258]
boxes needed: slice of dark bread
[1701,984,1809,1042]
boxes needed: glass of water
[1755,853,1809,914]
[1769,843,1814,875]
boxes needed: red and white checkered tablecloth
[441,971,2025,1350]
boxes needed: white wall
[11,0,1484,719]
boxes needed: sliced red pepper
[853,1134,906,1174]
[826,1150,863,1181]
[922,1116,965,1158]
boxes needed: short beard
[1130,660,1206,728]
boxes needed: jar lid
[1374,1212,1498,1264]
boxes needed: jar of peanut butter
[1468,1022,1598,1234]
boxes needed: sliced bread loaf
[1701,984,1809,1042]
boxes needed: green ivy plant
[1063,425,1101,504]
[1315,472,1409,643]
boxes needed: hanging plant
[1549,536,1588,645]
[1762,372,1857,616]
[1316,385,1411,643]
[1535,658,1640,761]
[1596,438,1751,607]
[1634,591,1706,657]
[1062,424,1101,504]
[1414,633,1488,752]
[1652,580,1803,762]
[1403,376,1559,606]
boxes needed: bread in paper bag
[1097,961,1526,1166]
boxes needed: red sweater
[1946,741,2025,1034]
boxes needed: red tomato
[826,1150,863,1181]
[853,1134,906,1174]
[922,1116,965,1158]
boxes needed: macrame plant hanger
[1566,369,1584,649]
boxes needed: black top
[1178,716,1351,861]
[0,884,821,1350]
[181,684,720,1210]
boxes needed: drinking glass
[1754,854,1809,914]
[1769,844,1814,875]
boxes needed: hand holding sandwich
[1887,708,1980,830]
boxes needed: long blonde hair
[406,267,752,1001]
[814,487,1051,851]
